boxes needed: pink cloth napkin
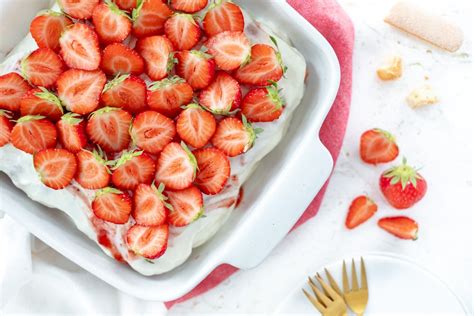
[165,0,354,308]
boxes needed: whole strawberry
[380,158,427,209]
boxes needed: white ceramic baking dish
[0,0,340,301]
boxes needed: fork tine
[302,289,325,313]
[360,257,368,290]
[342,260,350,293]
[351,258,359,290]
[315,273,339,300]
[324,268,343,296]
[308,277,332,306]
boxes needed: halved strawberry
[345,195,378,229]
[164,13,201,51]
[0,72,31,112]
[30,11,73,52]
[114,0,137,11]
[57,69,107,115]
[92,187,132,224]
[202,0,244,37]
[111,150,155,190]
[20,88,63,122]
[155,142,197,190]
[147,76,193,118]
[166,185,203,227]
[241,83,284,122]
[234,42,285,86]
[58,0,99,19]
[11,115,57,154]
[59,23,101,71]
[0,111,13,147]
[206,31,251,71]
[133,183,171,226]
[92,2,132,45]
[378,216,418,240]
[130,110,176,154]
[199,71,241,114]
[57,112,87,153]
[126,224,169,259]
[75,148,111,189]
[21,48,64,88]
[175,50,216,90]
[170,0,207,13]
[211,116,257,157]
[102,75,147,114]
[193,147,230,195]
[176,104,216,149]
[87,107,132,153]
[34,148,77,190]
[101,43,145,76]
[360,129,399,165]
[132,0,173,38]
[136,36,174,81]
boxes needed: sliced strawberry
[360,129,399,165]
[194,147,230,195]
[166,185,203,227]
[111,150,155,190]
[30,11,73,52]
[92,2,132,45]
[59,23,101,71]
[175,50,216,90]
[21,48,64,88]
[234,42,285,86]
[57,69,106,115]
[57,112,87,153]
[206,31,251,71]
[58,0,99,19]
[202,1,244,37]
[114,0,137,11]
[170,0,207,13]
[378,216,418,240]
[241,83,283,122]
[102,74,147,114]
[199,71,241,114]
[20,88,63,122]
[0,111,13,147]
[133,183,170,226]
[130,110,176,154]
[176,104,216,149]
[147,76,193,118]
[132,0,173,38]
[345,195,378,229]
[0,72,31,112]
[126,224,169,259]
[211,116,257,157]
[87,107,132,153]
[101,43,145,76]
[34,148,77,189]
[155,142,196,190]
[11,115,57,154]
[136,36,174,81]
[164,13,201,51]
[75,148,111,189]
[92,187,132,224]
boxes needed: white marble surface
[168,0,473,313]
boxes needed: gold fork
[342,258,369,316]
[302,274,347,316]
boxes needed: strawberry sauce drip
[235,187,244,208]
[90,216,125,262]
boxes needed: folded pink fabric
[165,0,354,308]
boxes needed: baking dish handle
[221,138,334,269]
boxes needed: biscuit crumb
[377,56,403,80]
[406,85,438,108]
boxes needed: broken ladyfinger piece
[406,85,438,108]
[377,56,403,80]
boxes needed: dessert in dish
[0,0,306,275]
